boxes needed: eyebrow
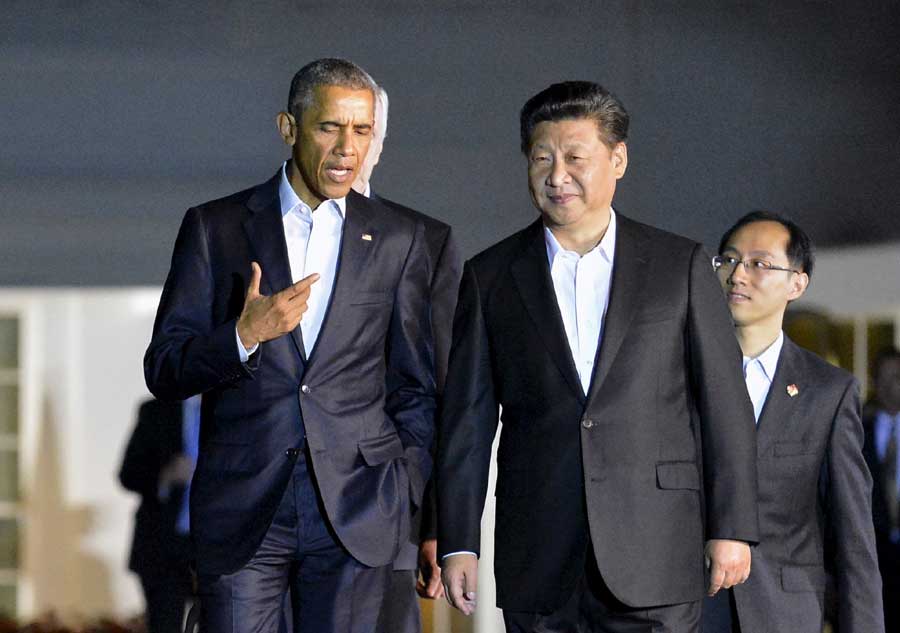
[722,246,778,258]
[319,120,373,129]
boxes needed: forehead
[726,221,791,256]
[530,117,604,147]
[305,85,374,119]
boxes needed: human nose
[727,259,751,285]
[545,157,569,188]
[334,128,355,156]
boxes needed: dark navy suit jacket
[144,171,436,575]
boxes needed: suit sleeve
[686,243,760,543]
[436,260,499,558]
[119,400,167,498]
[419,226,463,541]
[823,379,885,633]
[384,219,438,512]
[144,208,256,402]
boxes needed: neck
[736,322,781,359]
[287,161,325,210]
[548,208,611,256]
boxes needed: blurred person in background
[350,85,461,632]
[703,211,883,633]
[119,396,199,633]
[863,347,900,632]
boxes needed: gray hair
[287,58,377,120]
[373,86,389,141]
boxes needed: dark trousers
[375,569,422,633]
[139,534,192,633]
[503,550,699,633]
[140,560,192,633]
[700,590,740,633]
[198,452,391,633]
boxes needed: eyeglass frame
[711,254,801,276]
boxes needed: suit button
[285,448,300,457]
[581,418,594,429]
[300,385,311,394]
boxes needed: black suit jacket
[144,172,436,575]
[718,338,883,633]
[863,402,900,592]
[437,213,759,612]
[370,192,462,571]
[119,398,189,580]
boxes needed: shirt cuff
[441,551,478,561]
[235,325,258,362]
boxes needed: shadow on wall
[26,397,113,620]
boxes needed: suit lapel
[304,191,375,369]
[242,172,307,360]
[585,214,647,404]
[756,337,802,454]
[510,219,585,402]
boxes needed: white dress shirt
[237,162,346,360]
[741,331,784,423]
[545,210,617,395]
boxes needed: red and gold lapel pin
[786,384,799,397]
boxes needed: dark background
[3,1,898,286]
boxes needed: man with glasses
[702,211,883,633]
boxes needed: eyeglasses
[712,254,800,276]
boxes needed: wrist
[237,319,257,350]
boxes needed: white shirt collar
[742,331,784,382]
[278,161,347,219]
[544,208,617,266]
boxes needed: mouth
[547,193,577,205]
[324,165,354,183]
[727,291,750,303]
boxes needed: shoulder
[786,338,857,394]
[373,194,451,236]
[186,174,279,226]
[616,212,702,259]
[469,221,538,271]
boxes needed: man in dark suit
[863,347,900,631]
[119,396,199,633]
[144,58,435,633]
[437,81,759,632]
[702,211,883,632]
[350,85,461,633]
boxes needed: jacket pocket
[656,461,700,490]
[781,564,826,592]
[358,433,405,466]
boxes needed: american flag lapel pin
[361,233,373,241]
[787,384,799,397]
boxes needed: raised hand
[236,262,319,350]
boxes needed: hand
[159,453,194,488]
[416,539,444,599]
[236,262,319,349]
[705,539,751,596]
[441,553,478,616]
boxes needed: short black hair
[519,81,629,154]
[287,58,376,121]
[874,347,900,381]
[718,211,815,278]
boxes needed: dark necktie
[884,420,899,537]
